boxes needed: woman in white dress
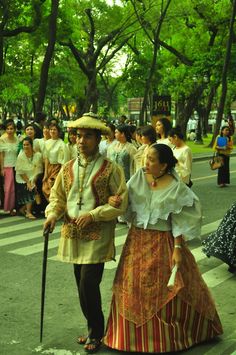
[99,123,117,157]
[67,128,78,160]
[168,126,193,187]
[42,123,70,201]
[15,137,43,219]
[155,117,173,147]
[34,121,51,156]
[0,120,19,215]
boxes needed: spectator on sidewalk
[168,126,193,187]
[15,137,43,219]
[107,124,137,182]
[213,126,233,188]
[0,119,19,215]
[42,123,70,201]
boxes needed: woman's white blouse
[0,137,18,167]
[44,139,70,164]
[15,151,43,183]
[125,168,202,241]
[172,145,192,184]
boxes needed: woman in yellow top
[213,125,233,187]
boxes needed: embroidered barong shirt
[45,154,128,264]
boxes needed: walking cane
[40,226,50,343]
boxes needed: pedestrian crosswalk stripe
[0,218,221,264]
[0,219,44,234]
[8,237,60,256]
[201,219,221,235]
[0,225,60,247]
[204,331,236,355]
[202,263,233,288]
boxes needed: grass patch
[186,134,214,155]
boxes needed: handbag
[209,154,224,170]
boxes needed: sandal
[25,212,36,220]
[18,207,26,216]
[9,210,17,216]
[77,335,88,344]
[84,338,101,353]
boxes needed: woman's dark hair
[68,128,77,144]
[49,122,61,134]
[156,118,172,138]
[136,127,142,136]
[220,125,231,140]
[5,119,16,129]
[25,123,36,131]
[107,123,116,134]
[151,143,177,170]
[22,136,33,147]
[168,126,184,140]
[128,125,137,135]
[141,125,157,144]
[43,121,50,129]
[116,124,132,142]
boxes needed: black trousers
[73,263,105,339]
[218,154,230,185]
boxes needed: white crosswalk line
[202,264,233,287]
[0,226,61,247]
[0,215,26,225]
[8,237,59,256]
[0,219,44,234]
[201,219,221,235]
[204,330,236,354]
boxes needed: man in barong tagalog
[43,112,128,354]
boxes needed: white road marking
[0,226,60,247]
[191,169,236,181]
[0,219,44,234]
[8,238,59,256]
[202,264,233,288]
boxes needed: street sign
[153,95,171,115]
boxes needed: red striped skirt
[104,227,223,353]
[104,296,222,353]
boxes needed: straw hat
[68,112,110,135]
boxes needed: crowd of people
[1,111,235,353]
[0,115,195,217]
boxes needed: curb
[193,152,236,162]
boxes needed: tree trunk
[36,0,59,118]
[211,0,236,145]
[82,74,98,113]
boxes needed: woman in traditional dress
[168,126,193,187]
[155,117,173,147]
[99,123,117,157]
[213,125,233,187]
[42,123,70,201]
[15,137,43,219]
[0,120,18,215]
[104,144,223,353]
[139,124,157,165]
[202,202,236,273]
[34,121,51,155]
[107,124,137,181]
[17,123,37,153]
[67,128,78,160]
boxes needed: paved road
[1,157,236,355]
